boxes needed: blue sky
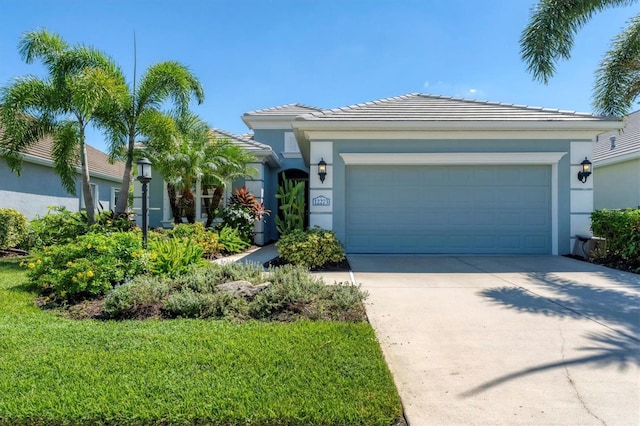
[1,0,636,153]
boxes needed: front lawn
[0,261,403,425]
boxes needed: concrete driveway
[349,255,640,426]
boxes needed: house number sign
[312,195,331,207]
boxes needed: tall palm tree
[520,0,639,116]
[98,61,204,217]
[0,29,126,224]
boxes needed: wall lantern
[136,157,153,249]
[318,158,327,183]
[577,157,592,183]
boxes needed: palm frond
[52,121,81,194]
[18,28,67,66]
[520,0,637,83]
[593,14,640,116]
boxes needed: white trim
[339,152,567,165]
[298,129,606,141]
[551,162,558,255]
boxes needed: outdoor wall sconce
[136,157,153,248]
[577,157,592,183]
[318,158,327,183]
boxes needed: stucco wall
[594,159,640,210]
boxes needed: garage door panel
[346,165,551,254]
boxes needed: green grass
[0,261,402,425]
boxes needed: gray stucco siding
[329,138,573,254]
[1,161,78,198]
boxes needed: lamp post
[136,157,152,249]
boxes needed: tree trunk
[167,183,182,224]
[181,187,196,224]
[114,132,135,217]
[79,131,96,225]
[205,186,225,228]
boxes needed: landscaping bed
[0,260,403,425]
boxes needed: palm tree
[0,29,126,224]
[520,0,639,116]
[144,114,255,225]
[98,61,204,217]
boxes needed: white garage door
[346,165,551,254]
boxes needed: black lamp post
[136,157,152,249]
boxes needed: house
[0,135,125,219]
[593,109,640,210]
[149,93,622,255]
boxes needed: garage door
[346,165,551,254]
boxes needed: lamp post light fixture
[136,157,152,249]
[317,158,327,183]
[577,157,592,183]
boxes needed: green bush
[218,204,255,243]
[591,209,640,269]
[276,227,345,268]
[164,222,223,259]
[25,231,147,302]
[217,225,251,253]
[163,288,248,319]
[148,237,206,278]
[102,275,172,319]
[0,208,28,249]
[28,207,89,248]
[275,173,305,235]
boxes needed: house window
[111,187,120,211]
[283,132,301,158]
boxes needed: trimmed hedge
[0,208,28,249]
[276,227,345,269]
[591,209,640,270]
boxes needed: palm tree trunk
[79,136,95,225]
[205,186,225,228]
[114,134,135,216]
[182,187,196,224]
[167,183,182,224]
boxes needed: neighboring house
[148,93,622,255]
[593,109,640,210]
[0,135,125,219]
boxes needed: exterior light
[318,158,327,183]
[577,157,592,183]
[136,157,153,249]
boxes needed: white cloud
[469,88,477,94]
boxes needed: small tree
[275,173,305,235]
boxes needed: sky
[1,0,637,153]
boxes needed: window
[283,132,301,158]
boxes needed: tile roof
[244,103,323,116]
[212,128,272,152]
[22,135,125,180]
[593,110,640,164]
[298,93,614,122]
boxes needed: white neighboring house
[593,110,640,210]
[0,135,125,219]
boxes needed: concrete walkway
[350,255,640,425]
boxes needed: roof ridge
[415,93,603,118]
[244,102,323,115]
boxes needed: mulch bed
[563,253,639,274]
[263,256,351,272]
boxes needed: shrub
[591,209,640,269]
[275,173,305,235]
[28,207,90,248]
[25,231,147,302]
[228,185,270,221]
[163,288,248,319]
[148,237,206,278]
[102,275,172,319]
[250,264,366,321]
[217,225,251,254]
[218,204,255,243]
[0,208,28,249]
[276,227,345,268]
[165,222,223,259]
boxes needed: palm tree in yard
[145,112,255,225]
[520,0,640,116]
[99,59,204,217]
[0,29,126,224]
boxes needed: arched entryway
[277,169,309,233]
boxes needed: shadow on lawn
[461,272,640,397]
